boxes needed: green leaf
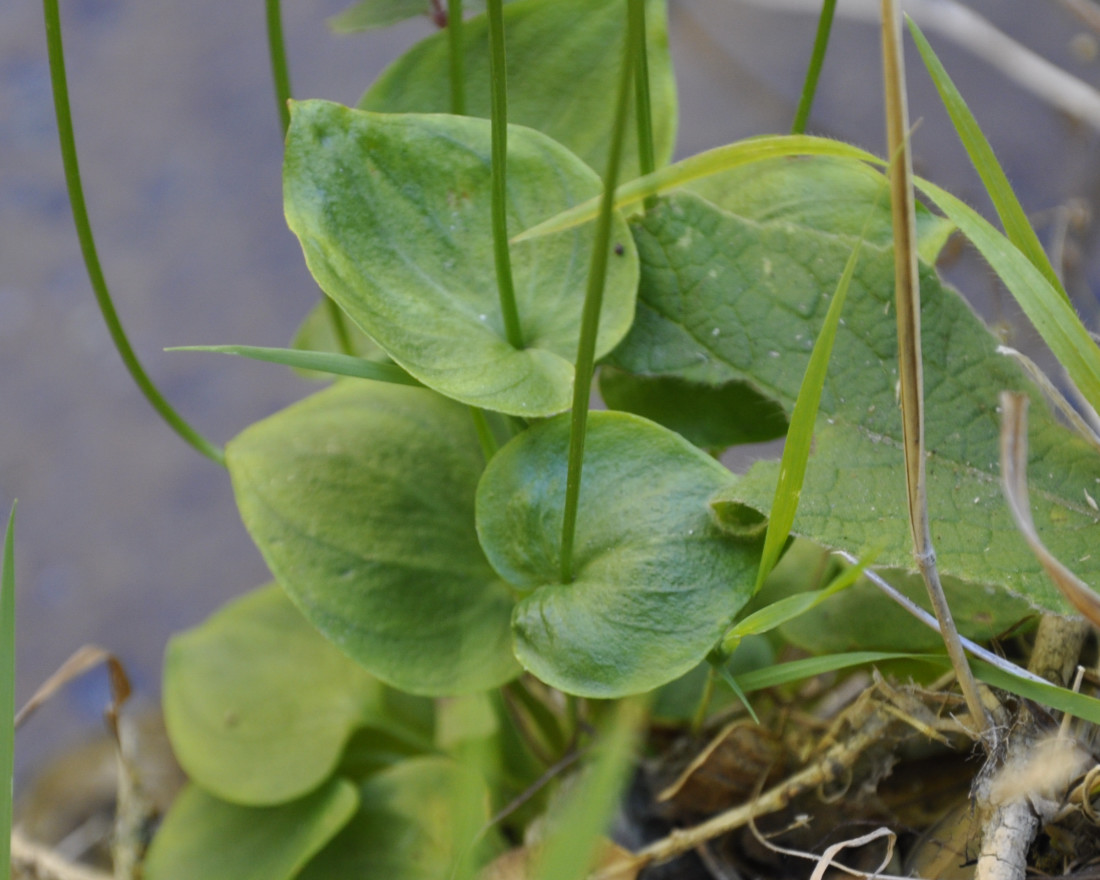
[144,778,359,880]
[297,757,493,880]
[328,0,432,32]
[598,367,787,449]
[360,0,676,181]
[284,100,638,417]
[162,585,431,806]
[476,411,757,697]
[227,382,520,696]
[613,192,1100,622]
[170,345,420,387]
[683,155,954,264]
[907,18,1066,301]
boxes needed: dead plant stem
[880,0,992,741]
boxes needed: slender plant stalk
[880,0,989,739]
[791,0,837,134]
[629,0,657,210]
[469,407,498,463]
[42,0,225,466]
[265,0,292,136]
[265,0,355,355]
[486,0,524,350]
[559,7,638,584]
[447,0,466,116]
[0,504,14,880]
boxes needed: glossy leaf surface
[284,100,638,416]
[612,193,1100,620]
[163,585,430,806]
[227,382,520,695]
[144,778,358,880]
[476,411,757,697]
[361,0,676,180]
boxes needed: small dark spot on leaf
[614,243,625,256]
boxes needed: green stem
[629,0,657,208]
[469,407,498,463]
[323,298,354,356]
[486,0,524,350]
[265,0,293,137]
[790,0,837,134]
[559,9,637,584]
[447,0,466,116]
[266,0,355,355]
[42,0,225,466]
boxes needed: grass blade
[725,553,870,654]
[531,698,647,880]
[907,17,1067,302]
[512,135,882,242]
[0,504,15,880]
[752,231,867,595]
[791,0,838,134]
[168,345,422,386]
[915,179,1100,417]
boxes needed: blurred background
[2,0,1099,781]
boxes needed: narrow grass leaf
[531,698,647,880]
[907,17,1067,302]
[0,504,15,880]
[512,136,882,242]
[730,649,1100,726]
[753,233,866,594]
[169,345,421,387]
[915,179,1100,416]
[725,553,870,654]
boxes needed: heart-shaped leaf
[360,0,676,181]
[284,100,638,417]
[143,778,358,880]
[476,411,758,697]
[162,584,432,806]
[227,382,520,696]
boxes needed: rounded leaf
[284,100,638,417]
[476,411,758,697]
[163,585,409,805]
[227,382,520,696]
[144,778,358,880]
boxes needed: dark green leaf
[598,367,786,449]
[476,411,757,697]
